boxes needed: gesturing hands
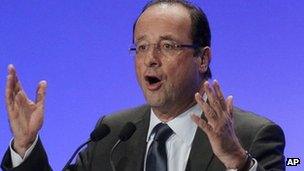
[5,64,47,157]
[191,80,248,169]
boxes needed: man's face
[134,4,202,113]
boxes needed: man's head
[133,0,212,115]
[133,0,212,78]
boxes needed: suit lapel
[113,106,215,171]
[186,115,214,171]
[114,106,151,171]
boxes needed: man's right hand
[5,64,47,158]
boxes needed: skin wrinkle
[134,4,204,122]
[3,2,258,169]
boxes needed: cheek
[166,57,196,82]
[135,59,143,81]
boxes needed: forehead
[134,3,192,43]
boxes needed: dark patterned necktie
[146,123,174,171]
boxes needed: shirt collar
[147,104,202,146]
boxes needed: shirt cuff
[226,158,258,171]
[248,158,258,171]
[9,135,39,168]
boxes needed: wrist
[226,151,253,171]
[12,138,35,158]
[239,152,253,171]
[224,149,247,169]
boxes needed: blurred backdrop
[0,1,303,170]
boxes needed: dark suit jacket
[1,105,285,171]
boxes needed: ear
[196,46,211,74]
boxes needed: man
[1,0,285,171]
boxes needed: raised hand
[191,80,247,169]
[5,64,47,157]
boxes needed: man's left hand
[191,80,247,169]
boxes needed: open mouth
[145,76,161,85]
[144,75,162,91]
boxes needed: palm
[192,81,246,169]
[9,98,43,144]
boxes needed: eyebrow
[159,35,176,41]
[135,35,147,43]
[134,34,178,44]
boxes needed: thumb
[36,80,47,106]
[191,114,212,134]
[226,95,233,117]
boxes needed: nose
[144,46,162,68]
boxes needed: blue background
[0,1,303,170]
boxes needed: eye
[137,44,148,52]
[162,42,175,50]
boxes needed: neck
[152,98,197,122]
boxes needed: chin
[145,94,167,107]
[146,98,164,107]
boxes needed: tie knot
[152,123,173,142]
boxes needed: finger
[195,92,204,107]
[31,81,46,134]
[191,114,213,134]
[226,95,234,118]
[35,80,47,106]
[197,81,207,102]
[213,80,226,110]
[30,105,44,132]
[11,91,25,119]
[203,81,222,116]
[15,91,28,108]
[6,73,14,109]
[8,64,22,94]
[195,93,218,124]
[198,81,205,95]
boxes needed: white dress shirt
[144,104,257,171]
[11,104,257,170]
[144,104,202,171]
[10,135,38,167]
